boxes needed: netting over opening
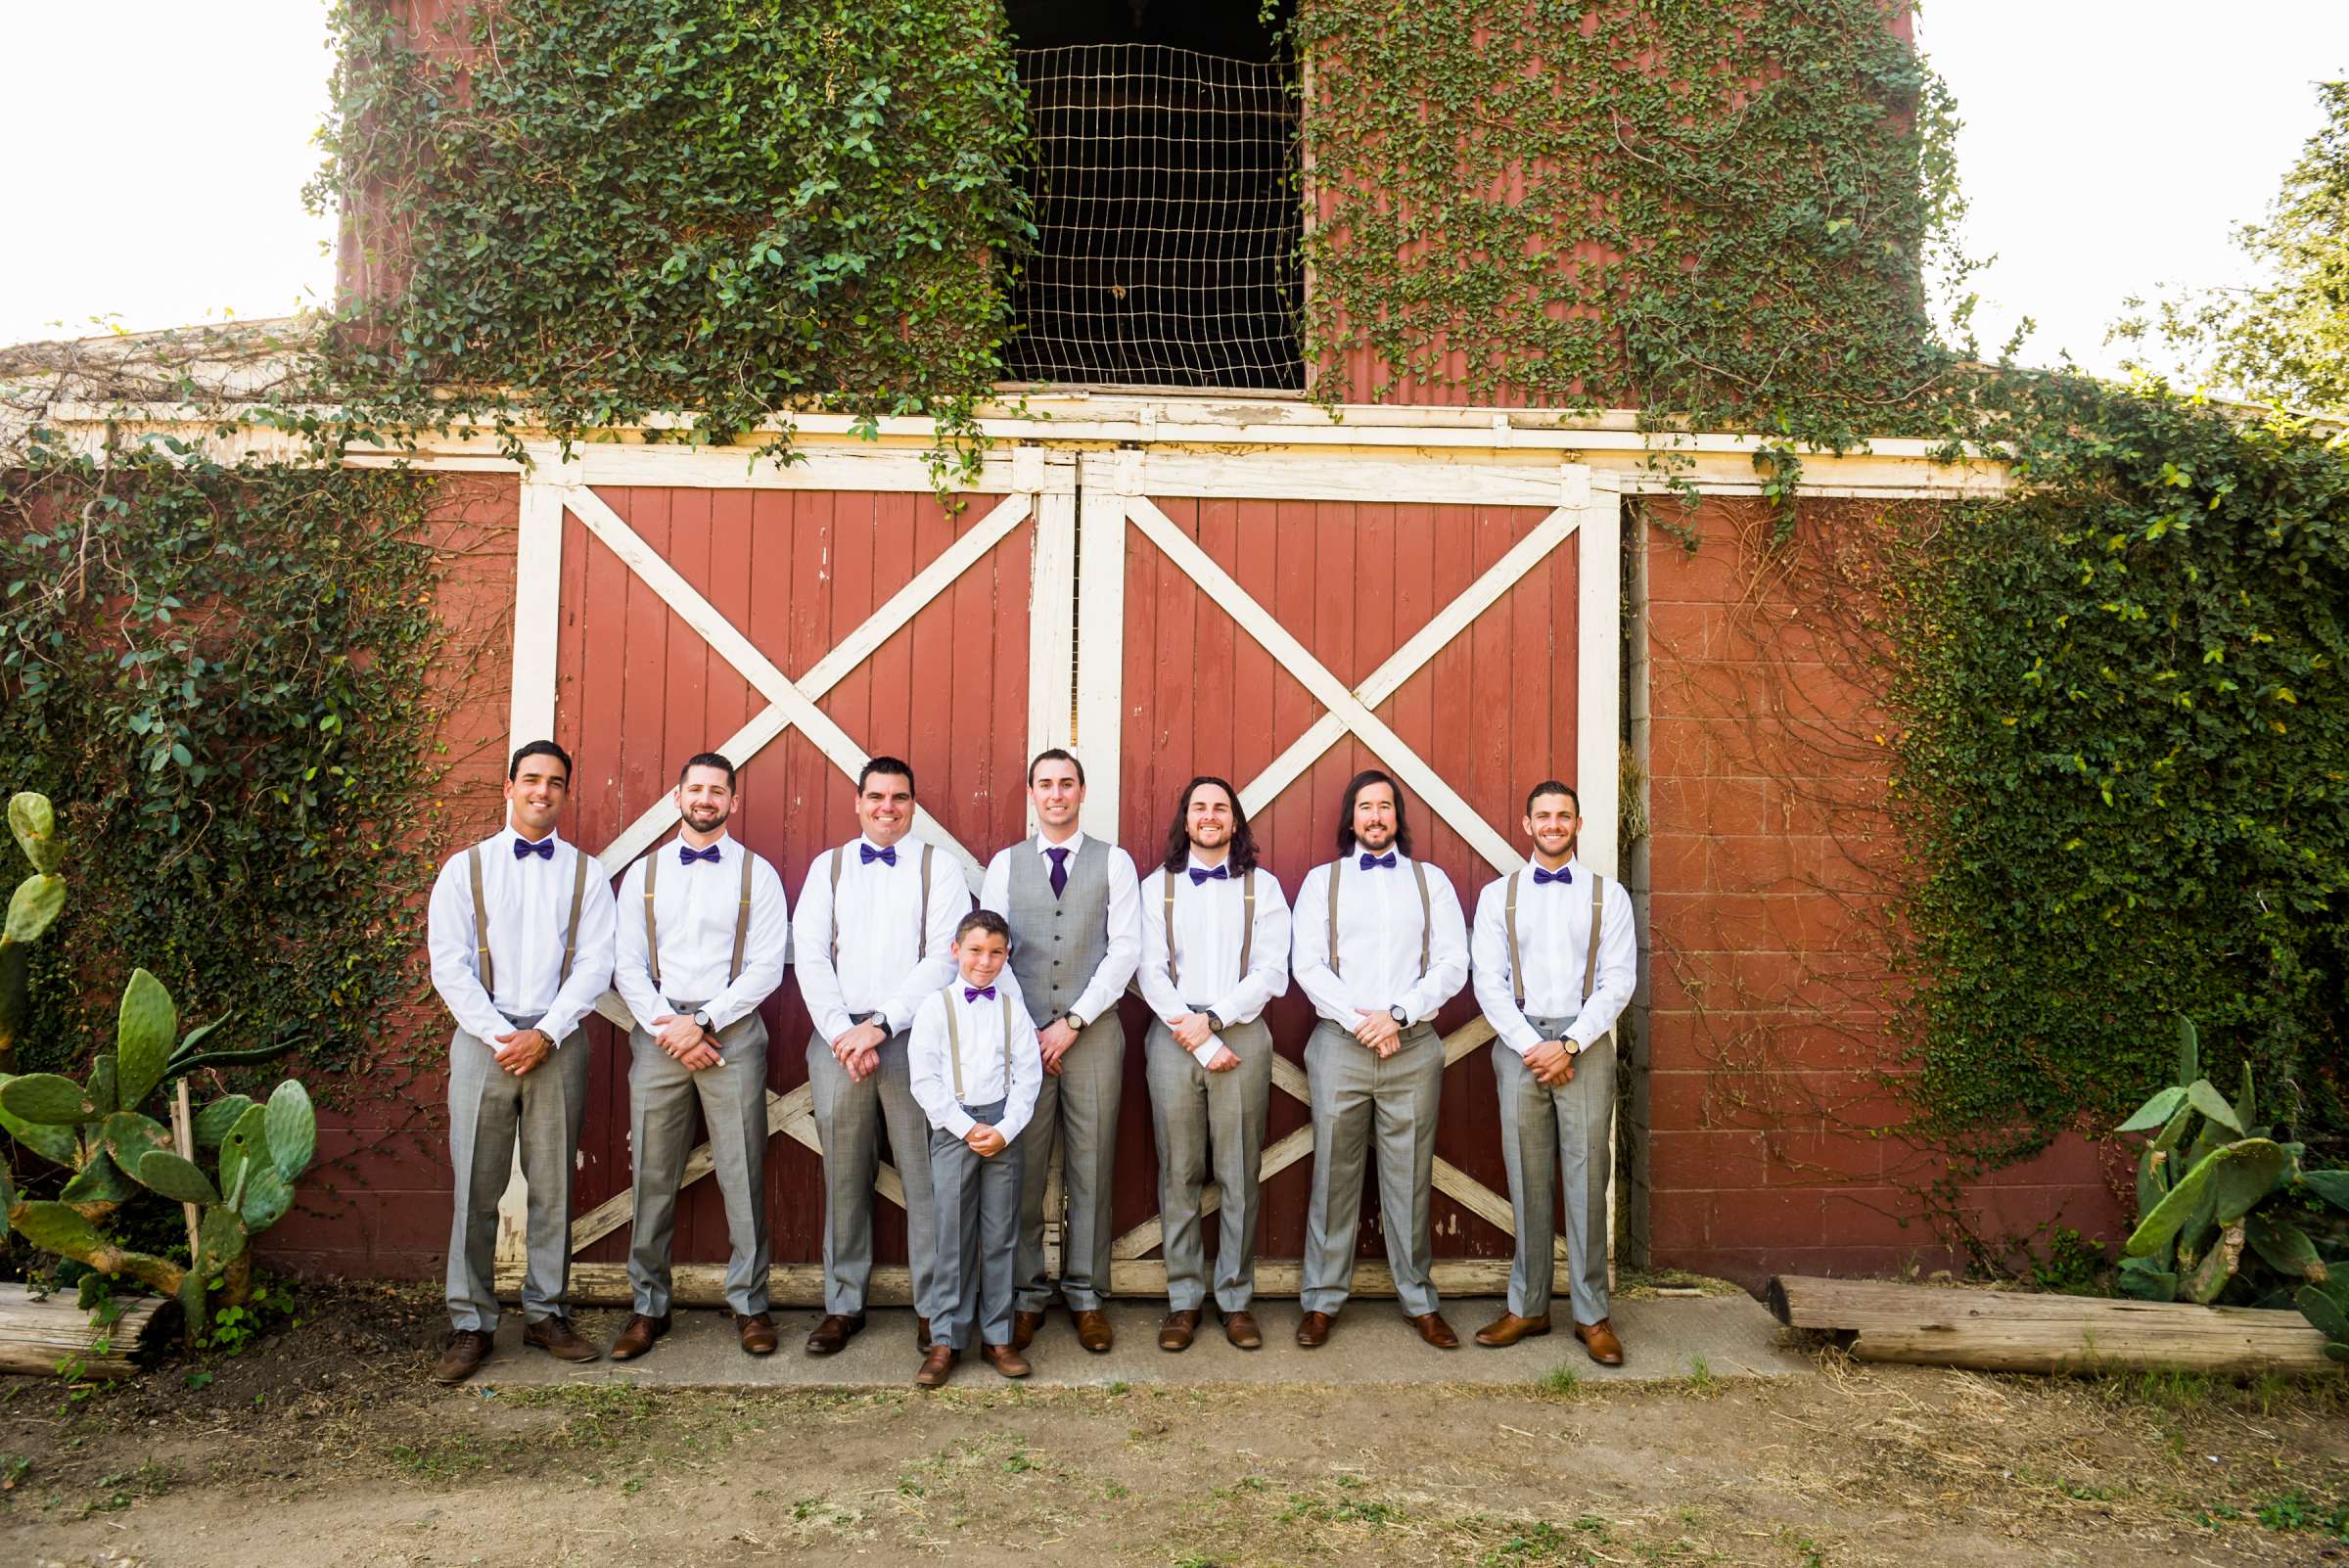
[1005,44,1305,392]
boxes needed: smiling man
[424,740,618,1385]
[791,756,972,1356]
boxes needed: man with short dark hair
[1470,780,1637,1363]
[980,748,1140,1355]
[1135,776,1291,1353]
[1290,769,1469,1351]
[608,753,790,1360]
[425,740,617,1384]
[792,756,970,1356]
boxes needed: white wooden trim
[1124,494,1523,872]
[572,442,1072,496]
[1126,449,1577,507]
[1026,482,1080,834]
[1577,473,1623,881]
[506,476,566,752]
[1072,487,1128,841]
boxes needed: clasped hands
[1350,1006,1404,1059]
[964,1124,1008,1158]
[1524,1038,1579,1086]
[1169,1011,1239,1073]
[653,1012,724,1071]
[828,1019,889,1082]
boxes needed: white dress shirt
[791,836,970,1040]
[908,979,1044,1141]
[427,827,618,1052]
[1136,856,1292,1064]
[1470,856,1637,1056]
[1291,853,1469,1029]
[978,829,1144,1025]
[612,833,789,1031]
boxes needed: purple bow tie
[964,985,996,1002]
[859,843,897,867]
[1359,851,1397,870]
[1533,864,1572,885]
[1188,864,1229,885]
[678,843,721,866]
[513,836,554,860]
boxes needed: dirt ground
[3,1281,2346,1568]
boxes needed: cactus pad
[4,874,65,945]
[265,1081,316,1183]
[136,1149,222,1207]
[0,1072,96,1126]
[5,793,58,875]
[193,1094,254,1149]
[114,968,177,1109]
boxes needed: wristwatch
[1563,1037,1585,1056]
[1062,1010,1085,1032]
[1388,1004,1409,1025]
[1203,1010,1226,1033]
[692,1008,714,1031]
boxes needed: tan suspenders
[1163,866,1255,993]
[642,843,757,990]
[467,839,591,1000]
[939,981,1016,1101]
[1326,855,1432,982]
[1505,868,1608,1038]
[828,840,936,965]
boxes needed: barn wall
[1635,496,2125,1289]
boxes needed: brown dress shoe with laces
[734,1311,779,1355]
[806,1313,866,1356]
[981,1342,1033,1378]
[914,1344,958,1388]
[608,1313,669,1360]
[1574,1317,1626,1365]
[524,1315,600,1362]
[1473,1312,1552,1348]
[1073,1309,1114,1353]
[1295,1311,1336,1349]
[1158,1308,1201,1351]
[1410,1312,1460,1350]
[1221,1310,1263,1350]
[433,1328,494,1385]
[1011,1309,1044,1351]
[916,1314,933,1352]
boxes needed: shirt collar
[1524,854,1583,880]
[502,825,563,853]
[681,831,734,857]
[1184,852,1237,875]
[1036,828,1087,858]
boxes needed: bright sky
[3,2,2345,382]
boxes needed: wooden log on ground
[0,1284,169,1380]
[1768,1274,2337,1376]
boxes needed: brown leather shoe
[608,1313,669,1360]
[1011,1309,1044,1351]
[1221,1310,1263,1350]
[1473,1311,1552,1348]
[734,1311,778,1356]
[1073,1309,1114,1353]
[981,1342,1033,1378]
[1158,1308,1201,1352]
[914,1344,958,1388]
[523,1315,600,1362]
[432,1328,493,1385]
[1410,1311,1460,1350]
[916,1314,933,1352]
[806,1313,866,1356]
[1295,1311,1336,1349]
[1575,1317,1626,1365]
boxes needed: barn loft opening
[1002,0,1305,392]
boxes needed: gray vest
[1002,835,1113,1025]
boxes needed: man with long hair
[1469,780,1637,1363]
[1289,768,1469,1350]
[1134,776,1292,1352]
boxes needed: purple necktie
[1046,845,1070,899]
[1533,865,1572,885]
[964,985,996,1002]
[513,837,554,861]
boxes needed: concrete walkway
[474,1296,1811,1391]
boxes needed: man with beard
[979,749,1141,1356]
[1469,780,1637,1364]
[607,753,791,1360]
[1134,776,1292,1352]
[793,757,971,1356]
[426,740,618,1384]
[1289,769,1468,1351]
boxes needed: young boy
[906,909,1043,1387]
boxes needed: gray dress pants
[1493,1019,1615,1324]
[1144,1016,1272,1314]
[1300,1018,1444,1317]
[625,1007,771,1317]
[445,1013,592,1332]
[806,1028,938,1316]
[1012,1012,1125,1313]
[925,1096,1024,1350]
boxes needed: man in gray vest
[608,753,790,1360]
[425,739,617,1384]
[1289,769,1469,1351]
[1469,780,1637,1363]
[979,748,1141,1355]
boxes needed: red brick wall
[1635,497,2126,1288]
[258,473,518,1281]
